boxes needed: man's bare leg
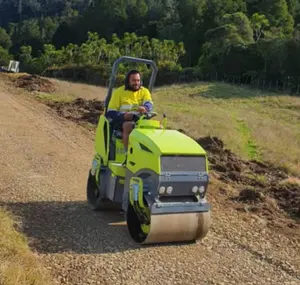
[122,121,134,150]
[121,122,133,167]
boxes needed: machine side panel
[113,177,125,203]
[106,173,117,201]
[95,115,110,165]
[122,169,135,211]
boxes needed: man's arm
[142,88,154,112]
[106,89,123,121]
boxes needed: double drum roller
[86,56,212,244]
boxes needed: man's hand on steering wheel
[124,107,155,122]
[138,106,147,113]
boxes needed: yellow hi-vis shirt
[107,85,153,113]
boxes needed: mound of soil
[197,136,300,222]
[14,74,56,93]
[48,98,104,125]
[46,97,300,224]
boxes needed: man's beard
[128,84,140,91]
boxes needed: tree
[250,13,270,42]
[40,16,59,42]
[0,27,12,49]
[256,0,294,36]
[176,0,206,65]
[156,0,182,42]
[222,12,254,44]
[203,0,247,28]
[19,45,32,64]
[0,46,12,66]
[199,12,254,72]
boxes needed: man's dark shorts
[110,116,135,136]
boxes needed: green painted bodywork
[130,128,206,155]
[129,177,150,234]
[114,138,126,164]
[93,114,208,179]
[126,128,207,175]
[135,118,161,129]
[109,161,126,177]
[95,115,110,166]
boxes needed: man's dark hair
[124,69,142,90]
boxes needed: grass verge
[153,82,300,175]
[0,208,51,285]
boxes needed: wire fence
[46,67,300,96]
[176,72,300,96]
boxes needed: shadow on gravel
[1,201,143,254]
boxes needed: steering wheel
[127,111,158,122]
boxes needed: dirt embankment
[48,98,105,125]
[14,74,57,93]
[196,136,300,226]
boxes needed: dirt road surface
[1,87,300,285]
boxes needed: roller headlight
[192,186,198,194]
[159,186,165,194]
[166,186,173,194]
[199,186,205,194]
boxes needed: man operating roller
[106,70,154,164]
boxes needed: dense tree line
[1,0,300,88]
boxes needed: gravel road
[1,88,300,285]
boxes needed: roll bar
[104,56,158,115]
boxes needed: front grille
[160,155,206,172]
[158,181,208,196]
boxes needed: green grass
[34,92,74,103]
[152,82,300,175]
[235,118,260,161]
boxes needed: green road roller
[87,56,212,244]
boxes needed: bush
[43,65,201,87]
[0,47,12,66]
